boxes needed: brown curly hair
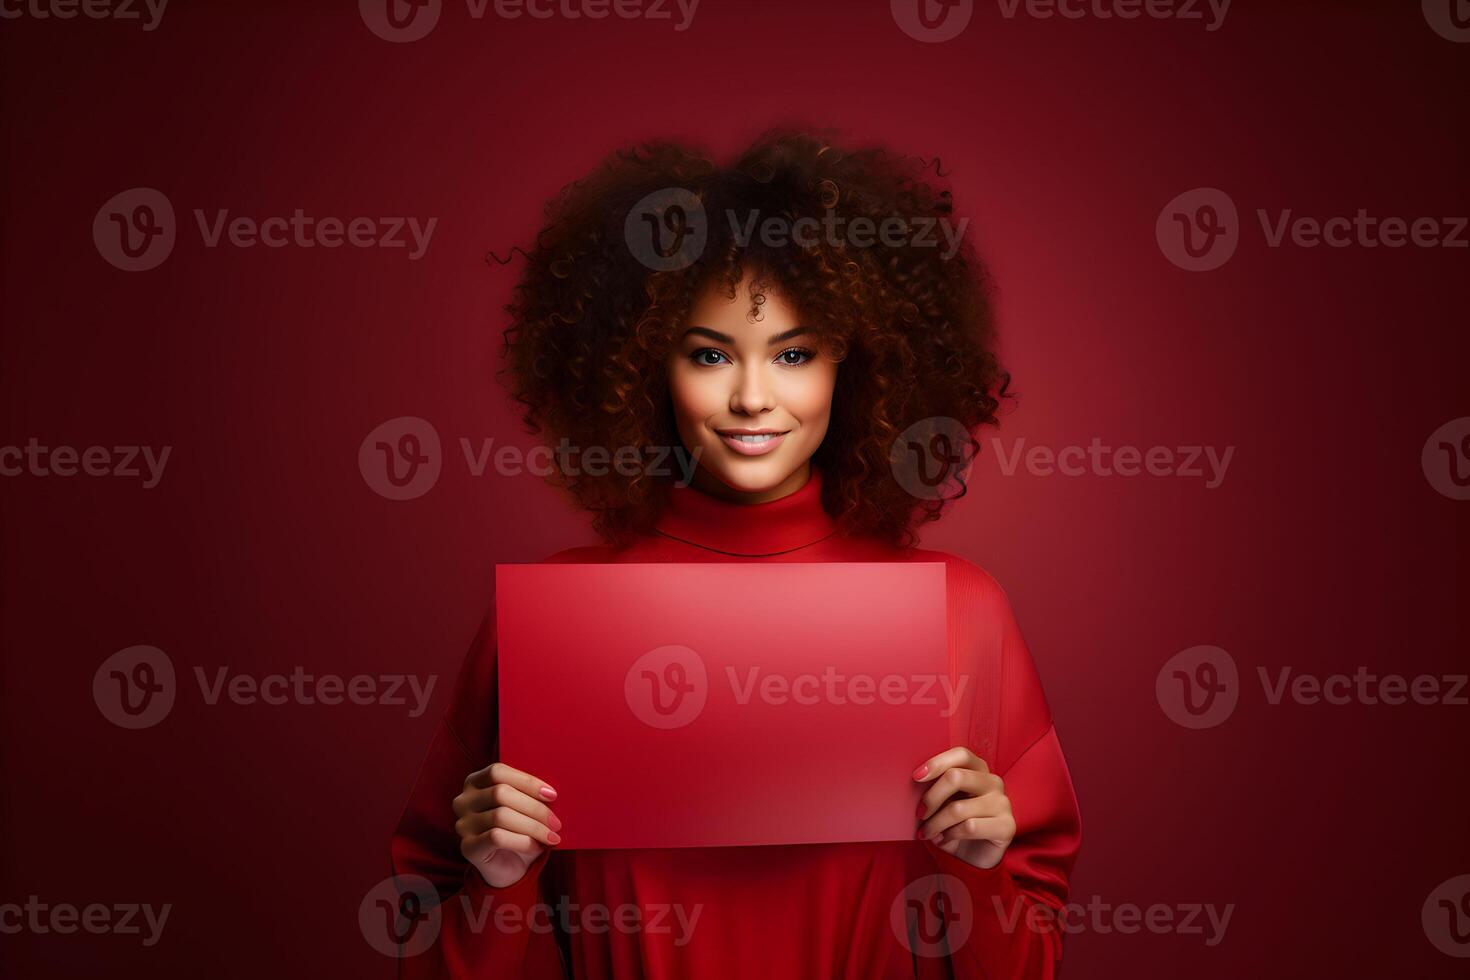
[495,127,1011,549]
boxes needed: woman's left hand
[913,746,1017,870]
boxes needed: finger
[462,827,541,865]
[466,762,558,801]
[459,804,561,846]
[455,783,562,830]
[919,793,1009,841]
[937,814,1017,848]
[920,767,1000,818]
[913,746,987,784]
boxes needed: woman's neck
[687,460,812,505]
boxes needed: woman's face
[666,272,839,503]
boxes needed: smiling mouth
[715,429,791,456]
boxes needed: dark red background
[1,0,1466,976]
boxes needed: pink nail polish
[916,828,927,840]
[915,802,926,819]
[547,830,562,845]
[912,763,928,780]
[547,812,563,831]
[539,785,558,801]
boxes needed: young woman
[390,130,1082,978]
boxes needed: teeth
[728,433,778,442]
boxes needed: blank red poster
[496,562,952,849]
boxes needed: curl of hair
[496,127,1012,549]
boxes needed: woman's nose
[729,364,775,415]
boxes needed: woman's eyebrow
[684,325,812,345]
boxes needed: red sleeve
[924,560,1083,979]
[387,601,567,979]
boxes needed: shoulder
[903,546,1015,617]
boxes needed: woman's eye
[776,347,815,366]
[691,348,728,367]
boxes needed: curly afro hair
[495,127,1011,549]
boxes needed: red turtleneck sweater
[390,471,1081,978]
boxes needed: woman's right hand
[453,762,562,888]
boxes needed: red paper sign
[496,562,953,849]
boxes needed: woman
[390,130,1082,978]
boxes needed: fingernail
[547,830,562,845]
[912,764,928,780]
[916,828,928,840]
[539,785,558,801]
[547,811,563,831]
[930,833,944,845]
[915,802,926,819]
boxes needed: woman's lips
[716,430,790,456]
